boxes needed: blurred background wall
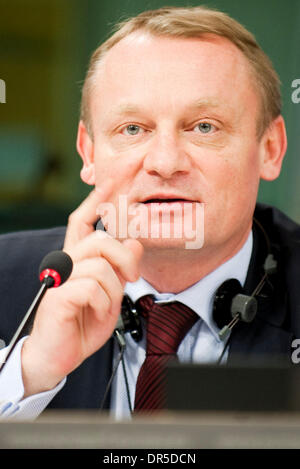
[0,0,299,233]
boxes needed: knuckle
[67,211,77,225]
[85,278,99,297]
[126,248,136,265]
[67,208,84,227]
[124,251,137,275]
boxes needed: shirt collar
[125,230,253,339]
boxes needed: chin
[132,235,204,251]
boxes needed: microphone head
[39,250,73,287]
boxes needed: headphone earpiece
[212,278,258,341]
[212,252,278,341]
[213,279,243,329]
[116,295,143,343]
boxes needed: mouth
[143,199,189,204]
[141,195,197,204]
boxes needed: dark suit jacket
[0,203,299,410]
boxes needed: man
[0,5,299,420]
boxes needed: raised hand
[21,181,143,397]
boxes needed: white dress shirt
[0,231,253,420]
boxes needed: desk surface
[1,411,300,448]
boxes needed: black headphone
[212,218,278,340]
[115,217,278,343]
[115,294,143,342]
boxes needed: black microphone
[0,250,73,373]
[39,250,73,287]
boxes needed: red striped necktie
[134,295,199,412]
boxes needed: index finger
[64,178,114,250]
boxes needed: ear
[259,115,287,181]
[76,120,96,185]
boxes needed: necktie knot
[137,295,199,356]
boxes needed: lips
[141,195,196,204]
[143,198,190,203]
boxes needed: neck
[140,226,252,293]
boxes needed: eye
[122,124,144,136]
[193,122,216,134]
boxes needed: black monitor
[166,360,300,412]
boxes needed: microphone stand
[0,277,53,374]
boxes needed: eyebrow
[109,103,143,116]
[188,98,222,110]
[109,98,223,117]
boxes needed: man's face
[82,33,268,253]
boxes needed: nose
[143,130,191,179]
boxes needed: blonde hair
[80,5,281,140]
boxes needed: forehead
[91,32,258,121]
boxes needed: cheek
[200,143,261,231]
[204,142,260,195]
[93,142,140,192]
